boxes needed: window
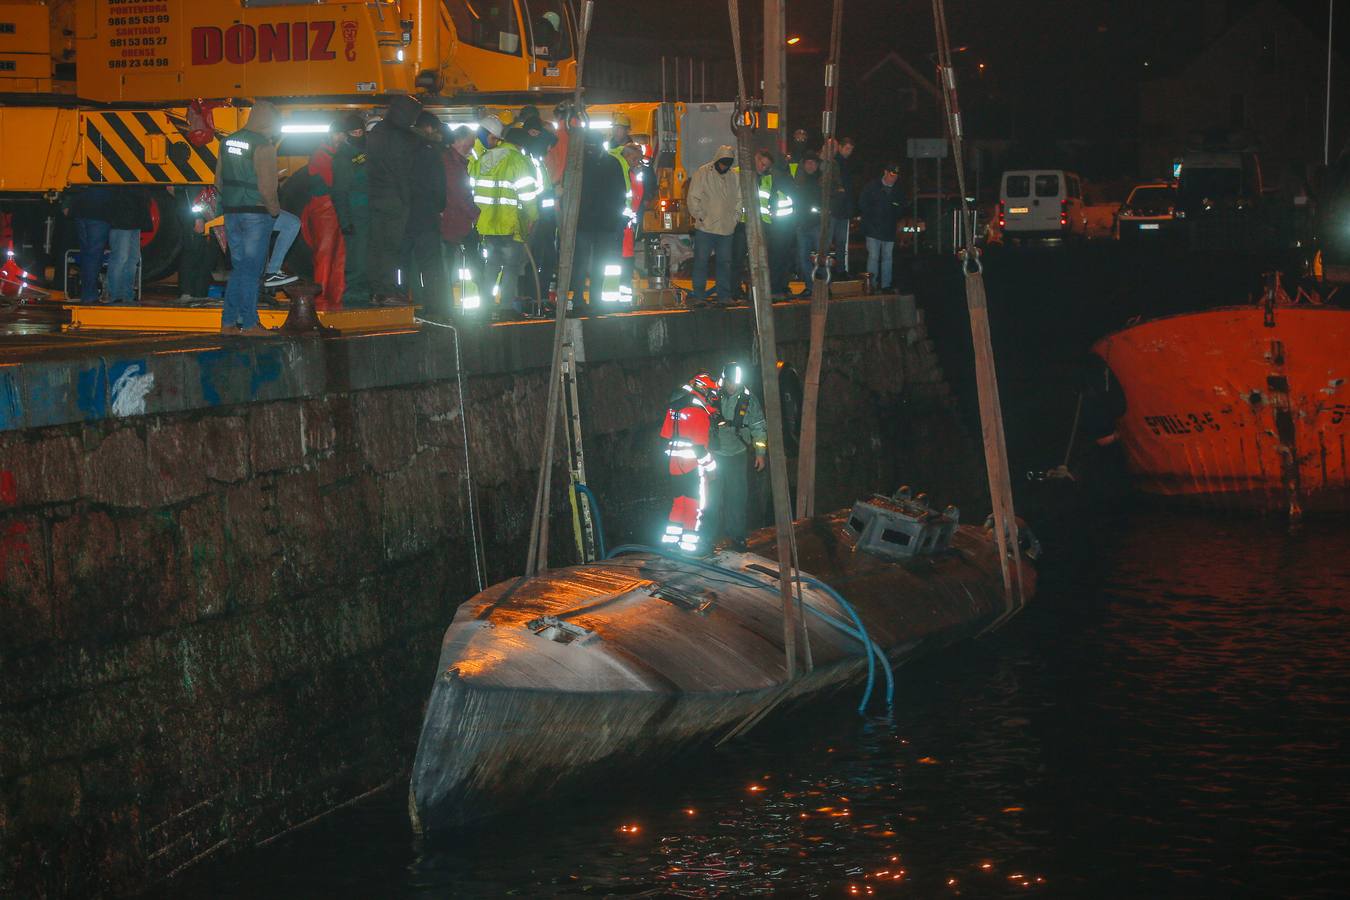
[1034,173,1061,197]
[1005,175,1030,198]
[1179,168,1242,201]
[523,0,572,60]
[446,0,521,55]
[1126,186,1175,212]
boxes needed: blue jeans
[829,217,851,271]
[865,237,894,290]
[106,228,141,303]
[267,210,301,274]
[796,227,819,286]
[223,212,272,329]
[691,229,734,300]
[75,218,111,302]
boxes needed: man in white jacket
[686,145,743,304]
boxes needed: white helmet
[481,115,505,139]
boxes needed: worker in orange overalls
[660,372,722,555]
[301,114,361,310]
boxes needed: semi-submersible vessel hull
[409,505,1036,834]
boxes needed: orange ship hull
[1092,306,1350,514]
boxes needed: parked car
[997,169,1088,243]
[1115,182,1179,241]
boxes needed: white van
[998,170,1088,241]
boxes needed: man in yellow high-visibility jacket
[754,149,796,298]
[472,114,540,320]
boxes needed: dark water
[166,511,1350,898]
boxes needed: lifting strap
[930,0,1026,627]
[795,0,845,519]
[727,0,804,679]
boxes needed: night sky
[587,0,1336,160]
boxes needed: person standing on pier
[860,162,904,292]
[63,185,113,304]
[300,115,361,310]
[105,187,151,305]
[828,137,857,274]
[686,145,742,306]
[511,107,559,313]
[711,360,768,553]
[660,372,722,556]
[619,142,647,304]
[366,95,426,306]
[794,154,823,294]
[754,149,796,299]
[567,131,627,313]
[472,114,540,321]
[217,100,297,334]
[405,111,448,311]
[441,125,482,316]
[332,115,372,307]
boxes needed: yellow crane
[0,0,577,282]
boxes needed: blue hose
[797,575,895,710]
[572,483,607,560]
[605,543,892,714]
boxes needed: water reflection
[161,513,1350,898]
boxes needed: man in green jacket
[331,114,371,307]
[216,100,298,334]
[712,360,768,551]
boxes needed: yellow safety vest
[472,142,540,242]
[758,173,794,223]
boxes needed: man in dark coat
[332,115,372,306]
[405,111,447,310]
[859,161,904,291]
[828,136,857,274]
[441,125,481,315]
[794,154,823,293]
[63,185,113,303]
[567,131,628,313]
[366,94,424,304]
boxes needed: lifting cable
[523,1,595,578]
[726,0,804,679]
[930,0,1026,626]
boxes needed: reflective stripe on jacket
[757,173,794,223]
[660,397,718,476]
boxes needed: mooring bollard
[280,281,338,335]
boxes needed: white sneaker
[263,271,298,288]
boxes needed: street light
[786,35,801,45]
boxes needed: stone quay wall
[0,297,984,897]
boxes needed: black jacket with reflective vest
[219,128,268,214]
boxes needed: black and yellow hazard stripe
[80,110,219,186]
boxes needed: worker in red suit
[301,114,360,310]
[660,372,722,555]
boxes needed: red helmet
[686,372,720,411]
